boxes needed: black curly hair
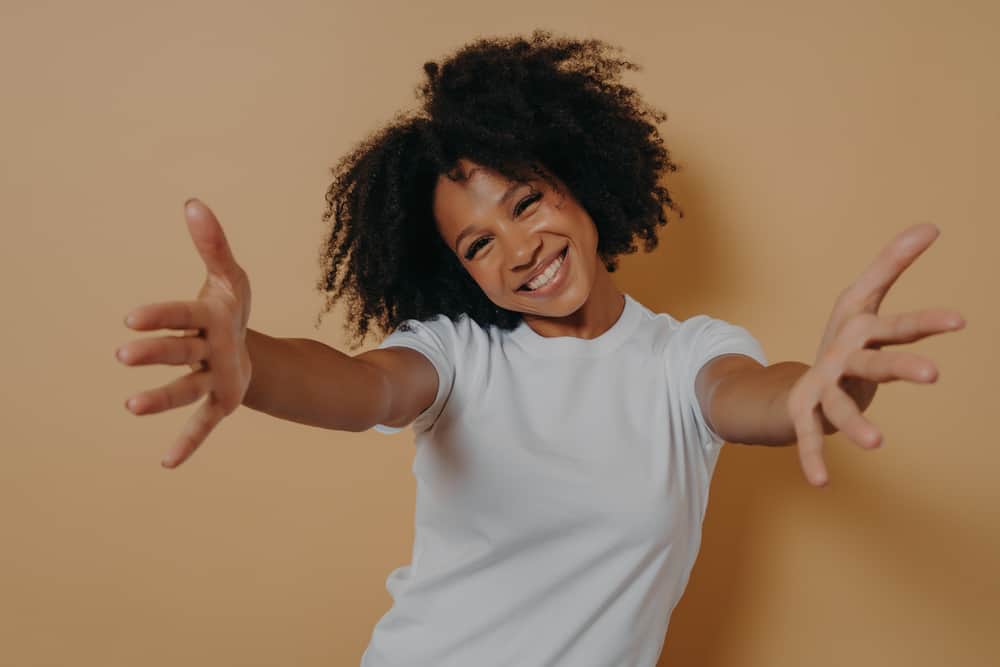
[315,29,683,350]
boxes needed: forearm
[711,361,835,446]
[242,329,387,432]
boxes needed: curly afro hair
[315,29,683,350]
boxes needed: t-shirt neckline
[507,293,642,357]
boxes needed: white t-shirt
[361,293,767,667]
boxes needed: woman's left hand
[786,222,967,487]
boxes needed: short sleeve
[370,316,456,435]
[668,314,768,451]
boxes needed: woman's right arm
[117,199,432,469]
[242,332,439,434]
[241,329,390,432]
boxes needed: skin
[117,193,967,478]
[117,161,630,468]
[433,158,626,339]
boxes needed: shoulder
[662,312,769,376]
[384,311,467,347]
[377,310,503,367]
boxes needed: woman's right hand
[117,199,253,469]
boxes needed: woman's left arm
[700,223,967,488]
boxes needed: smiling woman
[117,26,769,667]
[302,29,772,667]
[431,158,622,339]
[113,17,974,667]
[314,29,683,350]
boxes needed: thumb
[183,198,242,280]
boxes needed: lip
[515,245,569,291]
[518,245,568,290]
[517,246,570,297]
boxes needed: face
[433,159,603,320]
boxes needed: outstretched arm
[698,223,966,488]
[696,356,828,448]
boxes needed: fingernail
[125,313,136,327]
[184,198,199,214]
[125,398,136,411]
[161,458,173,468]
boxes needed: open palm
[787,223,967,486]
[117,199,253,468]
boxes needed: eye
[464,191,544,261]
[464,236,490,260]
[514,191,543,217]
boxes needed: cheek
[467,265,499,296]
[574,213,599,250]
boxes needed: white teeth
[525,251,564,291]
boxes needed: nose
[503,229,543,275]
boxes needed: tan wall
[2,1,996,665]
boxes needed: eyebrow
[453,181,526,255]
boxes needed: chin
[520,291,590,319]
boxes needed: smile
[518,246,569,296]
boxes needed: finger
[161,398,224,468]
[861,308,966,349]
[184,198,243,282]
[115,333,210,367]
[790,386,830,487]
[820,381,882,449]
[124,300,211,332]
[841,223,940,315]
[124,369,211,415]
[796,406,830,487]
[845,348,939,384]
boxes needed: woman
[116,30,965,666]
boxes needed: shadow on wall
[659,438,996,666]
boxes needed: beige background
[2,0,997,665]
